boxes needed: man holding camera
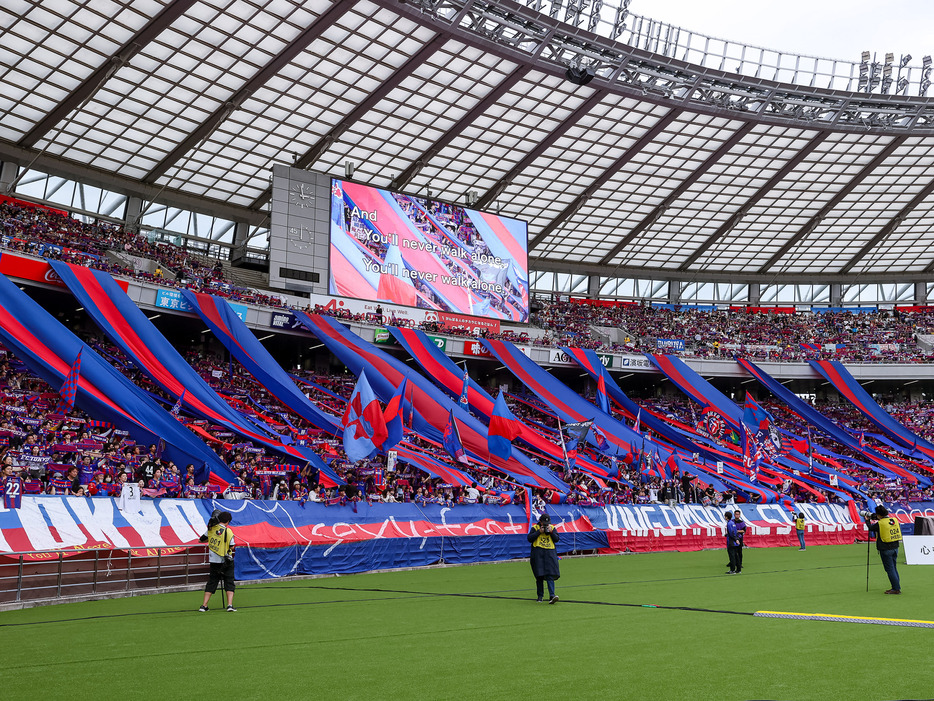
[528,513,560,604]
[199,510,237,612]
[866,505,902,594]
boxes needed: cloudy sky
[633,0,933,64]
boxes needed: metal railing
[512,0,931,95]
[0,546,211,608]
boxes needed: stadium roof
[3,0,934,284]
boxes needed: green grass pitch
[2,544,932,700]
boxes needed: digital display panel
[329,180,529,322]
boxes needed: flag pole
[556,414,570,473]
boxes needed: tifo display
[3,194,934,592]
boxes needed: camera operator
[865,505,902,594]
[198,510,237,612]
[528,513,560,604]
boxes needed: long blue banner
[647,354,743,427]
[180,290,342,437]
[811,359,934,477]
[294,313,569,492]
[389,327,611,477]
[49,261,338,483]
[0,272,234,485]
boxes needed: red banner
[601,524,863,554]
[568,297,637,308]
[729,305,796,314]
[463,340,492,357]
[0,253,67,288]
[434,311,500,333]
[0,253,128,292]
[0,194,69,217]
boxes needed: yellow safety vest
[877,517,902,544]
[795,517,805,531]
[531,526,556,550]
[207,524,233,558]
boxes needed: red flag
[596,369,610,414]
[488,391,521,459]
[56,348,83,414]
[382,378,408,450]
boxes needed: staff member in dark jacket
[528,513,560,604]
[726,510,745,574]
[867,505,902,594]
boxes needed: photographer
[795,512,806,551]
[866,505,902,594]
[528,513,560,604]
[198,510,237,612]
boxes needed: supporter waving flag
[565,419,594,452]
[591,425,610,451]
[342,369,388,462]
[749,444,763,482]
[443,409,469,464]
[640,450,667,480]
[170,389,186,418]
[488,391,521,460]
[596,368,611,415]
[742,392,781,453]
[666,451,683,477]
[458,367,470,410]
[564,418,592,470]
[56,348,82,415]
[382,378,408,451]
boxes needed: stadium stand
[4,0,934,595]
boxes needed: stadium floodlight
[900,54,912,68]
[610,0,632,39]
[921,56,933,96]
[868,59,881,92]
[881,53,893,93]
[858,51,870,91]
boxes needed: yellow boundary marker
[755,610,934,628]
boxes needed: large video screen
[329,179,529,322]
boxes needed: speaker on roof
[565,64,595,86]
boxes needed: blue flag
[743,393,780,453]
[383,378,408,451]
[458,368,470,410]
[443,410,469,464]
[488,392,520,460]
[342,369,388,462]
